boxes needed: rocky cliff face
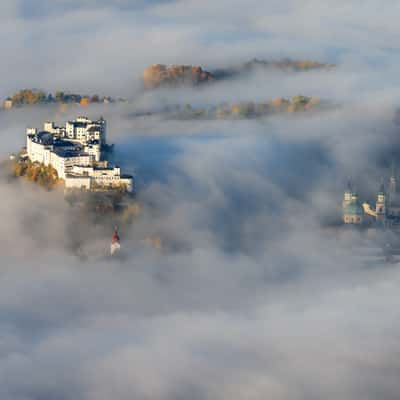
[143,64,214,89]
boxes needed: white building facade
[64,116,106,145]
[25,117,133,192]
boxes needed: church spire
[391,159,396,177]
[390,160,397,195]
[377,176,385,195]
[376,180,387,221]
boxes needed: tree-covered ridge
[142,59,334,89]
[4,89,121,107]
[168,95,325,120]
[212,58,335,79]
[143,64,214,89]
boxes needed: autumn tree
[80,97,89,106]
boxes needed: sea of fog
[1,63,400,400]
[3,0,400,397]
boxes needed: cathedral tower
[376,183,387,222]
[342,182,352,209]
[389,161,397,200]
[342,183,363,224]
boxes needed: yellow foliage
[271,97,289,107]
[14,160,59,189]
[296,60,321,70]
[231,105,241,114]
[11,89,46,105]
[292,95,310,105]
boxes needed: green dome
[344,202,363,215]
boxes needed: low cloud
[1,1,400,399]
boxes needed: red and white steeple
[110,227,121,255]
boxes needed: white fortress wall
[65,175,91,190]
[25,117,132,192]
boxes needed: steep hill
[142,59,334,89]
[143,64,214,89]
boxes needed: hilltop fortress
[24,117,133,192]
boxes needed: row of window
[344,216,362,223]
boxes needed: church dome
[344,202,364,215]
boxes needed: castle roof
[87,126,100,132]
[33,132,54,145]
[69,121,87,128]
[53,148,88,158]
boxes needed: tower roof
[345,180,353,194]
[378,181,385,195]
[112,228,120,244]
[391,159,396,177]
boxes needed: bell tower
[376,183,386,222]
[342,182,352,209]
[389,160,397,200]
